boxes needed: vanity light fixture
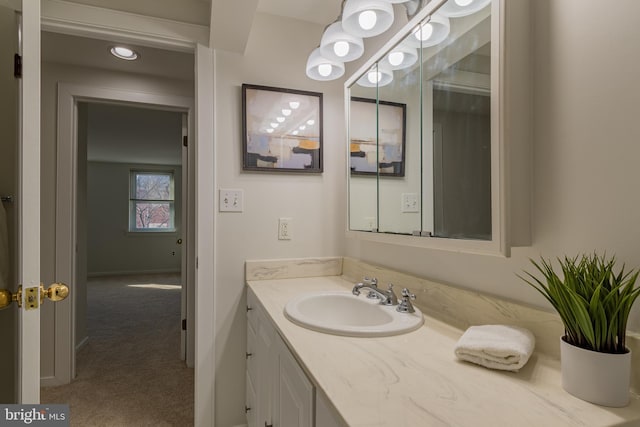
[406,13,450,48]
[356,66,393,87]
[342,0,394,38]
[381,43,418,70]
[438,0,491,18]
[110,46,138,61]
[306,47,345,81]
[320,22,365,62]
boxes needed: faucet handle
[381,283,398,306]
[363,276,378,287]
[397,288,416,313]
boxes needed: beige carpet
[41,274,194,426]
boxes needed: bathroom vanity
[245,257,640,427]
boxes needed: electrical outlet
[278,218,292,240]
[401,193,419,213]
[219,189,244,212]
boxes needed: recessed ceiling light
[110,46,139,61]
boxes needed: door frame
[54,84,196,384]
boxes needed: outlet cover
[219,189,244,212]
[278,217,292,240]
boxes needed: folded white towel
[454,325,535,372]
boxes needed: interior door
[17,0,42,403]
[0,0,20,405]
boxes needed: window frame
[128,169,176,233]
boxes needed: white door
[17,0,42,403]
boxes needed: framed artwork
[349,97,406,177]
[242,84,323,173]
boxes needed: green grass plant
[520,254,640,354]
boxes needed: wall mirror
[345,0,531,255]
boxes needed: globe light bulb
[358,10,377,31]
[270,123,279,128]
[292,130,299,135]
[318,63,332,77]
[299,125,306,130]
[276,117,285,123]
[282,109,292,116]
[307,119,315,125]
[289,101,300,109]
[367,71,382,84]
[266,128,274,133]
[455,0,474,6]
[388,51,405,67]
[333,41,350,58]
[413,23,434,41]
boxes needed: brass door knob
[0,286,22,310]
[40,282,69,304]
[0,289,11,310]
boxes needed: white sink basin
[284,291,424,337]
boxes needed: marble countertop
[247,275,640,427]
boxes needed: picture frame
[349,97,406,177]
[242,84,323,173]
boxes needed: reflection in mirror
[349,66,378,232]
[377,32,420,235]
[425,4,492,240]
[347,0,494,240]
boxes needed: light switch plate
[219,189,244,212]
[401,193,419,213]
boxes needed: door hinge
[181,319,187,330]
[14,54,22,78]
[183,135,188,147]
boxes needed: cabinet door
[275,335,314,427]
[246,372,257,427]
[256,305,277,427]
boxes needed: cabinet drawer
[247,288,258,332]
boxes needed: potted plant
[520,253,640,407]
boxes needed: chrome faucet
[352,278,398,306]
[397,288,416,313]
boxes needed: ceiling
[45,0,343,165]
[42,0,344,80]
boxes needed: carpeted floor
[41,274,194,426]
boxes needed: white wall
[213,12,346,426]
[87,161,182,276]
[40,61,193,379]
[346,0,640,333]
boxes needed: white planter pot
[560,337,631,407]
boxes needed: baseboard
[87,269,181,278]
[75,336,89,352]
[40,376,66,388]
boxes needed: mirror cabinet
[346,0,530,255]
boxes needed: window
[129,170,175,232]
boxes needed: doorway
[41,100,194,423]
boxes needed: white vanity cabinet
[246,288,315,427]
